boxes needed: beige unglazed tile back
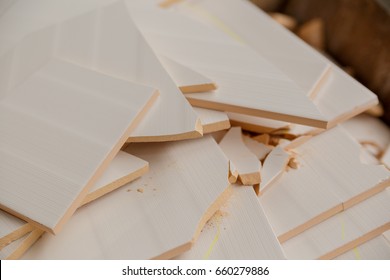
[0,58,158,234]
[22,136,231,259]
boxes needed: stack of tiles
[0,0,388,260]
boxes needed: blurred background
[251,0,390,125]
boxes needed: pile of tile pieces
[1,0,389,260]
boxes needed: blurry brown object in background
[366,103,385,117]
[296,18,326,50]
[283,0,390,125]
[250,0,285,12]
[270,12,298,30]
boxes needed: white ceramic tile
[282,189,390,259]
[128,4,329,128]
[145,32,328,128]
[260,126,390,242]
[335,235,390,260]
[193,107,230,134]
[0,0,201,142]
[260,146,291,193]
[0,150,148,258]
[171,0,378,128]
[159,56,216,93]
[382,146,390,169]
[314,67,379,127]
[219,127,261,185]
[228,112,290,134]
[0,58,157,233]
[128,0,235,44]
[242,135,273,161]
[296,127,390,208]
[0,229,43,260]
[172,0,330,97]
[0,210,33,249]
[342,115,390,149]
[383,230,390,244]
[84,151,148,205]
[287,123,323,137]
[0,0,118,56]
[22,136,230,259]
[0,0,16,17]
[176,186,285,260]
[1,232,27,259]
[158,0,183,9]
